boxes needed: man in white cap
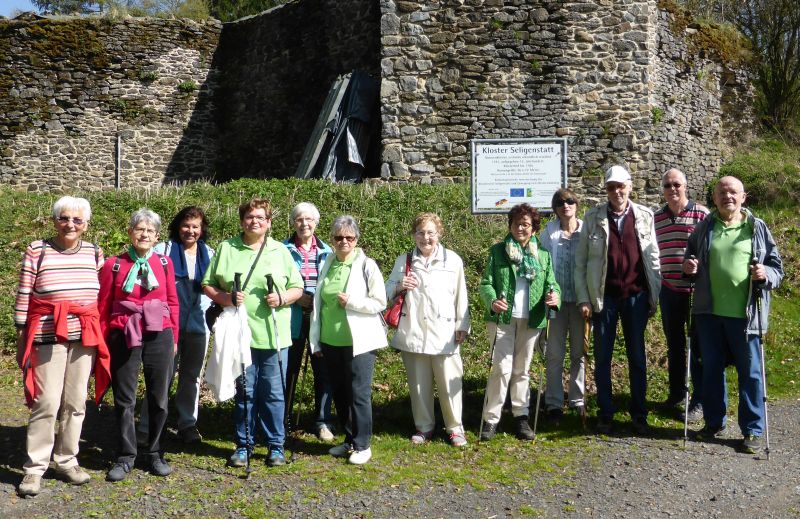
[575,165,661,435]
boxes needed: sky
[0,0,38,18]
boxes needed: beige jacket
[574,201,661,312]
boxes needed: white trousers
[402,350,464,434]
[24,341,95,476]
[482,318,542,423]
[545,303,586,410]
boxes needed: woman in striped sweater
[15,196,110,497]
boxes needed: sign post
[470,138,568,214]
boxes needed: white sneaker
[317,425,335,442]
[328,443,352,458]
[348,447,372,465]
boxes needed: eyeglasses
[132,227,157,236]
[555,198,577,207]
[333,235,356,243]
[57,216,85,226]
[512,223,532,230]
[244,215,270,222]
[662,182,683,190]
[415,231,438,238]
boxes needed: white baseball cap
[605,165,631,184]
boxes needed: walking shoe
[150,456,172,477]
[410,430,433,445]
[348,447,372,465]
[54,465,91,485]
[178,426,203,444]
[681,403,704,423]
[106,461,132,482]
[631,416,650,436]
[661,395,685,410]
[317,425,335,442]
[740,434,762,454]
[18,474,42,496]
[516,415,535,440]
[328,442,353,458]
[479,421,498,441]
[266,447,286,467]
[695,423,727,441]
[596,416,613,435]
[547,408,564,427]
[449,431,468,447]
[228,447,250,467]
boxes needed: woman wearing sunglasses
[15,196,109,496]
[309,215,387,465]
[540,189,586,425]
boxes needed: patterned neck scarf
[504,234,541,281]
[123,245,159,293]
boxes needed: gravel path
[2,398,798,518]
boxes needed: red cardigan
[98,253,180,344]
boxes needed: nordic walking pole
[232,272,251,478]
[683,266,695,449]
[751,258,770,460]
[293,346,310,431]
[479,294,505,443]
[532,287,556,443]
[266,274,292,461]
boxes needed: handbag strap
[240,236,267,292]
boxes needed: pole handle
[232,272,242,306]
[266,273,275,294]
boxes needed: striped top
[654,201,709,292]
[15,239,104,343]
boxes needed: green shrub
[177,80,198,93]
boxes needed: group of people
[13,165,782,496]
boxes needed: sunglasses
[663,182,683,189]
[57,216,85,225]
[334,235,356,243]
[555,198,577,207]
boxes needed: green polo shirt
[709,217,753,318]
[319,254,355,346]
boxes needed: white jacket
[203,306,252,402]
[385,246,470,355]
[309,249,388,356]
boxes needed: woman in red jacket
[98,208,180,482]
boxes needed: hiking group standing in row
[14,166,783,496]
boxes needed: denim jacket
[685,208,783,334]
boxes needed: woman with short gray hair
[98,208,180,482]
[309,215,387,465]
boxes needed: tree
[31,1,105,14]
[207,0,287,23]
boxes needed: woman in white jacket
[309,215,387,465]
[385,213,470,447]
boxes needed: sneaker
[631,416,650,436]
[228,447,250,467]
[596,416,613,435]
[479,421,497,441]
[18,474,41,496]
[681,403,704,423]
[547,408,564,426]
[449,431,468,447]
[54,465,91,485]
[516,415,535,440]
[178,426,203,444]
[106,461,132,482]
[266,447,286,467]
[317,425,335,442]
[741,434,762,454]
[410,430,433,445]
[150,456,172,477]
[695,423,727,441]
[328,442,353,458]
[348,447,372,465]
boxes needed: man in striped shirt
[654,168,709,421]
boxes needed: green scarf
[123,245,159,294]
[504,234,541,281]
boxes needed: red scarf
[22,298,111,407]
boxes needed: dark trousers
[660,286,703,405]
[321,343,376,451]
[109,328,174,463]
[286,314,333,430]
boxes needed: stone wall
[0,17,221,191]
[214,0,381,181]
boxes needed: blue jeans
[234,347,288,451]
[695,314,765,436]
[593,292,650,420]
[660,286,703,405]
